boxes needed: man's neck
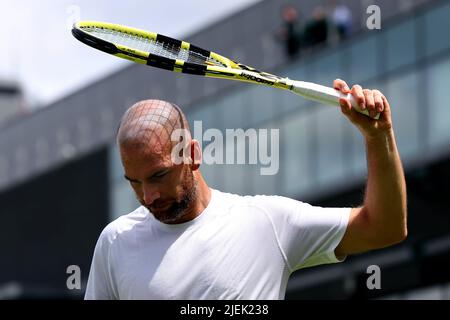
[192,171,211,216]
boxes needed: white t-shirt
[85,189,350,300]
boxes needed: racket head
[71,21,240,75]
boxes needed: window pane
[350,125,367,178]
[200,160,220,190]
[108,144,139,220]
[246,85,277,126]
[222,163,250,195]
[316,106,346,186]
[280,86,306,115]
[187,102,222,142]
[386,72,420,160]
[220,93,245,130]
[313,50,342,88]
[191,111,221,187]
[350,35,378,83]
[110,181,139,221]
[425,1,450,58]
[285,60,316,83]
[385,19,416,73]
[281,111,312,197]
[251,170,278,195]
[428,57,450,148]
[249,122,280,196]
[221,126,261,195]
[108,143,124,181]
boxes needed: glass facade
[385,19,417,73]
[109,1,450,217]
[428,55,450,149]
[385,72,421,160]
[108,144,139,220]
[424,1,450,58]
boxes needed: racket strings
[148,40,225,67]
[84,26,225,67]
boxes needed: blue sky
[0,0,260,108]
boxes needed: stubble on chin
[147,172,198,224]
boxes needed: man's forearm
[363,129,407,243]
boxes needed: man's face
[120,139,198,224]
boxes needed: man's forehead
[120,133,172,158]
[120,143,173,169]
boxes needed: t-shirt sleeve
[253,195,351,272]
[84,225,118,300]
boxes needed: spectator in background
[328,0,352,40]
[278,4,303,58]
[302,6,329,49]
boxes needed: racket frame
[72,21,378,119]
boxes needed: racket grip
[288,80,380,119]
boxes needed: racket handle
[288,80,380,119]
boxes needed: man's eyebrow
[124,174,138,182]
[124,169,170,182]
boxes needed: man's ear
[190,139,202,170]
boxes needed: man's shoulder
[213,189,307,212]
[99,206,148,244]
[212,189,259,207]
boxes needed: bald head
[117,99,190,157]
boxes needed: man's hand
[333,79,393,140]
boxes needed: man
[85,79,407,299]
[302,6,329,48]
[279,4,303,58]
[329,0,352,40]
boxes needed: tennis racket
[71,21,379,119]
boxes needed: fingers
[333,79,350,93]
[381,94,392,121]
[334,80,390,120]
[363,89,378,118]
[364,89,387,118]
[351,85,365,111]
[339,97,351,113]
[339,97,371,127]
[373,90,384,113]
[349,84,385,119]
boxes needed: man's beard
[147,169,198,224]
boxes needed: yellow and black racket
[72,21,379,119]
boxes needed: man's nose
[142,184,160,205]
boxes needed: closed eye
[124,175,140,184]
[153,170,169,178]
[124,169,170,184]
